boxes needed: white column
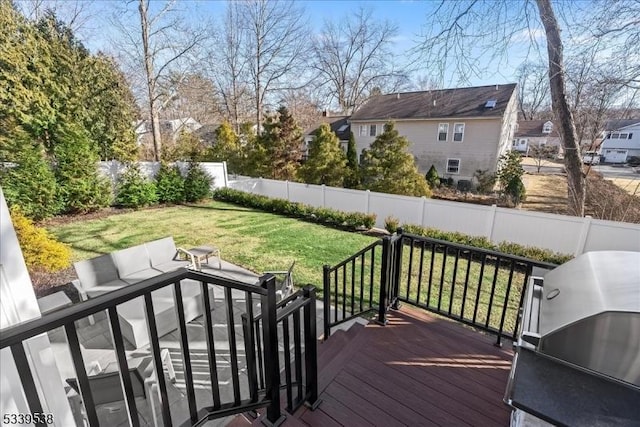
[575,215,593,256]
[0,190,74,427]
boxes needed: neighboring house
[513,120,563,156]
[599,119,640,163]
[193,123,221,147]
[349,84,519,181]
[134,117,203,145]
[303,114,351,159]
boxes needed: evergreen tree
[207,122,243,173]
[344,131,360,188]
[155,162,185,204]
[0,140,61,220]
[53,125,112,214]
[299,123,347,186]
[256,106,303,180]
[114,163,158,209]
[425,165,439,188]
[360,122,431,197]
[497,151,526,206]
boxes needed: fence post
[260,275,285,426]
[365,190,371,214]
[486,204,498,242]
[322,265,332,340]
[391,228,404,310]
[322,184,326,207]
[286,180,290,201]
[377,236,391,325]
[303,286,321,410]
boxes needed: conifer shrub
[425,165,440,188]
[114,163,158,208]
[184,162,213,202]
[0,143,61,220]
[155,163,185,204]
[11,207,72,273]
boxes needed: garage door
[603,149,628,163]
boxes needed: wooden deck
[291,306,514,427]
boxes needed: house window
[369,124,377,137]
[453,123,465,142]
[438,123,448,141]
[542,121,553,134]
[446,158,461,174]
[359,125,367,137]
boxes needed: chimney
[496,84,499,90]
[433,99,437,107]
[396,93,400,99]
[322,110,328,117]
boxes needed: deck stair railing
[323,228,557,346]
[0,269,318,427]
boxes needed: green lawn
[48,201,377,288]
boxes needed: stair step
[317,323,368,393]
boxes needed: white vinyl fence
[228,177,640,256]
[99,161,228,190]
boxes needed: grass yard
[49,201,377,288]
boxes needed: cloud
[512,28,546,43]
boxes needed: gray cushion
[85,281,128,298]
[74,255,122,290]
[120,268,162,285]
[112,245,152,278]
[153,260,190,273]
[146,237,179,267]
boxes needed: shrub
[213,188,376,231]
[11,207,72,273]
[473,169,497,194]
[0,144,61,220]
[425,165,439,188]
[54,133,112,214]
[401,223,571,264]
[384,215,400,233]
[497,151,526,206]
[114,163,158,208]
[184,162,213,202]
[155,163,185,204]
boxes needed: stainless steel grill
[505,251,640,426]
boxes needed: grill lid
[539,251,640,337]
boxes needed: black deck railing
[0,269,318,427]
[246,287,319,418]
[324,229,557,346]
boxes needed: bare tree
[416,0,588,216]
[516,61,550,120]
[162,73,223,124]
[311,7,401,113]
[208,2,252,132]
[17,0,96,34]
[240,0,310,128]
[110,0,207,160]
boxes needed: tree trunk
[536,0,585,217]
[139,0,161,161]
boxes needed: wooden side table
[186,245,221,270]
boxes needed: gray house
[350,84,519,181]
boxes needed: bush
[384,215,400,233]
[473,169,496,194]
[155,163,185,204]
[425,165,439,188]
[400,223,572,265]
[0,144,61,220]
[184,163,213,202]
[213,188,376,230]
[11,207,72,273]
[54,135,112,214]
[114,163,158,209]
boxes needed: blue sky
[50,0,544,88]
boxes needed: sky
[19,0,550,88]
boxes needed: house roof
[604,119,640,131]
[193,124,220,143]
[304,116,351,141]
[515,120,560,138]
[349,84,517,121]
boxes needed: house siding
[352,87,518,182]
[600,123,640,162]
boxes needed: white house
[349,84,519,182]
[303,114,351,159]
[513,120,563,156]
[599,119,640,163]
[134,117,203,145]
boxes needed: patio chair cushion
[112,245,162,284]
[145,237,190,272]
[74,254,128,292]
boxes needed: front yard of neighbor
[48,200,377,288]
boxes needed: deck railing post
[260,274,286,427]
[303,286,321,410]
[322,265,332,340]
[377,236,391,325]
[391,228,404,309]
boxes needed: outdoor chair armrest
[176,247,197,269]
[71,279,88,302]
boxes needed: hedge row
[213,188,376,231]
[400,224,572,265]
